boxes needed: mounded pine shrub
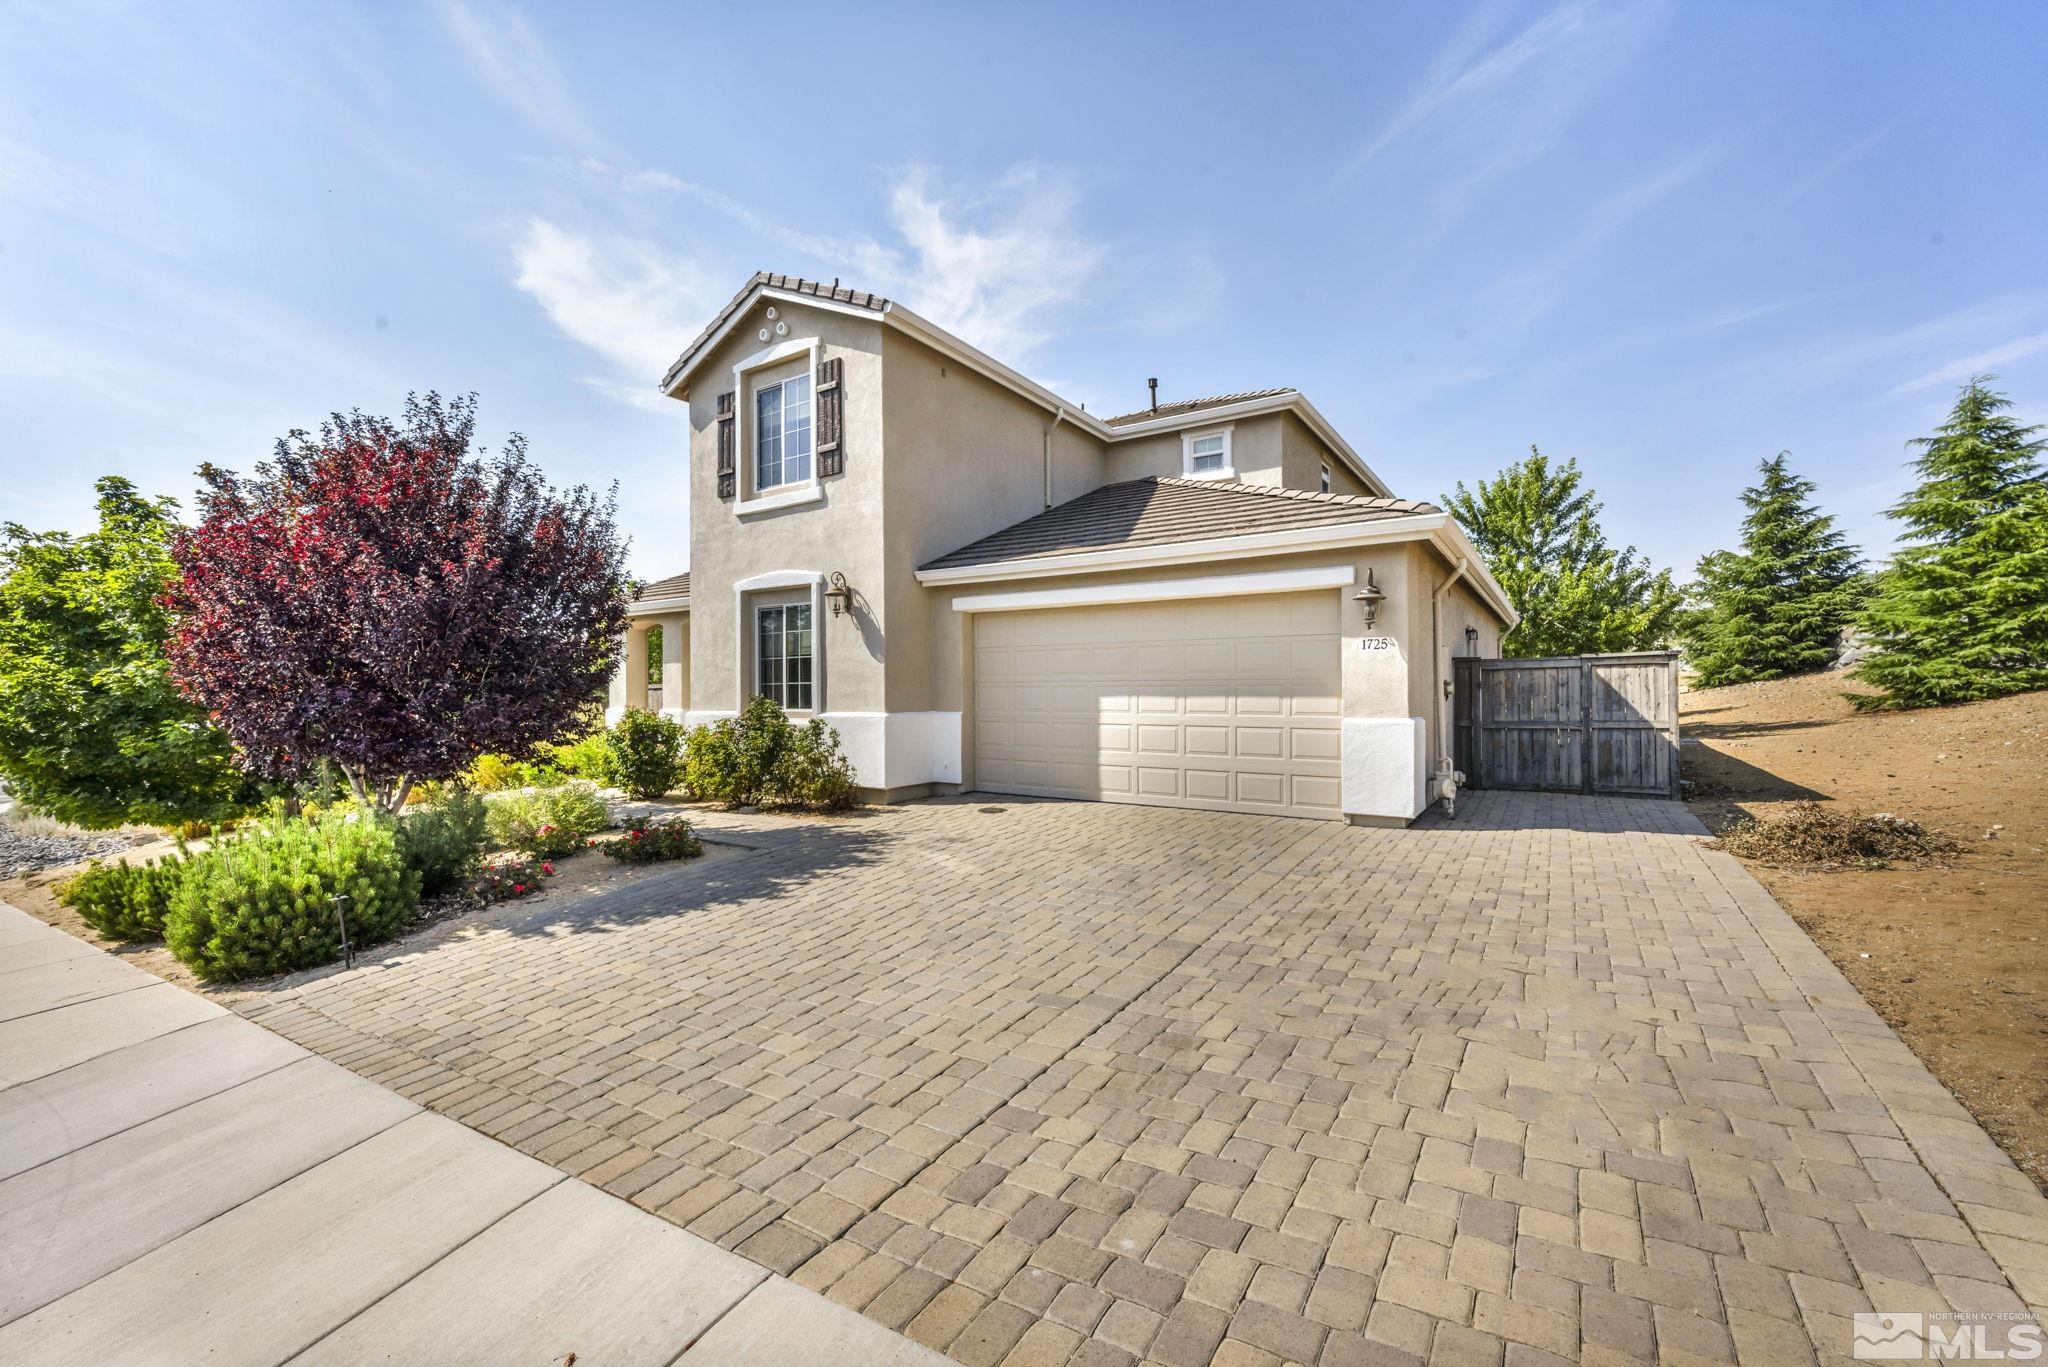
[164,814,419,982]
[58,852,188,941]
[395,788,489,896]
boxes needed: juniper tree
[1444,446,1680,657]
[1682,453,1866,687]
[1852,378,2048,708]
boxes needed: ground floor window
[756,603,813,710]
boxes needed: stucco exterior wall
[1278,412,1371,496]
[680,298,888,718]
[880,328,1107,713]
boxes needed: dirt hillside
[1682,670,2048,1189]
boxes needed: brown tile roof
[1100,388,1298,427]
[660,273,892,393]
[919,478,1439,572]
[631,571,691,608]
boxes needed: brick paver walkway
[238,793,2047,1366]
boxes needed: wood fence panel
[1456,651,1679,798]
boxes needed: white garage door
[973,591,1343,820]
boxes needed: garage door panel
[975,591,1342,820]
[1291,728,1340,761]
[1136,724,1181,754]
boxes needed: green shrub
[771,720,858,810]
[466,753,562,792]
[607,709,685,799]
[484,780,611,858]
[681,698,860,810]
[395,789,489,896]
[58,852,188,941]
[546,731,619,786]
[684,696,791,806]
[601,816,702,863]
[163,814,420,982]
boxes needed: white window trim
[1319,462,1333,494]
[1181,426,1235,481]
[753,601,816,714]
[731,570,826,711]
[731,336,822,513]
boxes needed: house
[607,273,1514,824]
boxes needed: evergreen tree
[1853,377,2048,707]
[1445,446,1680,657]
[1682,453,1866,687]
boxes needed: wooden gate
[1453,651,1680,798]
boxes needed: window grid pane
[756,385,784,489]
[756,603,815,711]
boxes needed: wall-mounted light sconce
[825,571,852,618]
[1353,569,1387,631]
[1465,625,1479,653]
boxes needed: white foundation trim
[952,564,1355,614]
[1342,717,1429,822]
[682,709,961,791]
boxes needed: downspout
[1430,556,1471,814]
[1043,406,1069,509]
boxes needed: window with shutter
[715,391,736,500]
[816,356,844,477]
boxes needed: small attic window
[1183,428,1232,479]
[1320,462,1332,494]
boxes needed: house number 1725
[1359,636,1396,651]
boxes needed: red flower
[541,861,555,875]
[513,884,526,893]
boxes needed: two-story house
[606,273,1514,825]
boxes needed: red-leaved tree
[165,393,630,811]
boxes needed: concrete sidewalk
[0,902,955,1366]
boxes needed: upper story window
[1183,428,1232,479]
[1320,462,1333,494]
[754,373,813,491]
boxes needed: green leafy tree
[1853,378,2048,708]
[1682,453,1867,687]
[0,479,255,828]
[1445,447,1680,657]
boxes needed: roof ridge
[1100,387,1297,426]
[1148,476,1435,514]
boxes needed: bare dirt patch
[1683,669,2048,1189]
[0,825,753,1004]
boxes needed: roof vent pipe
[1148,378,1159,412]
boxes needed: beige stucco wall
[605,611,688,718]
[1101,411,1370,498]
[880,328,1108,712]
[680,298,888,716]
[1278,412,1372,496]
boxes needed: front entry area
[972,590,1343,819]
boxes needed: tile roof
[1100,388,1298,427]
[631,571,691,607]
[660,273,893,393]
[919,478,1439,572]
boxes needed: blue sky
[4,1,2045,581]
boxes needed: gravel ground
[0,822,155,880]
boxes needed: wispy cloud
[511,219,721,406]
[852,166,1102,362]
[441,0,601,151]
[1348,0,1665,221]
[515,163,1108,402]
[1891,329,2048,395]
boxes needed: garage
[972,590,1343,819]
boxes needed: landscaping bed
[1,800,749,1001]
[1682,668,2048,1190]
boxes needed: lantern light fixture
[825,571,852,618]
[1353,569,1387,630]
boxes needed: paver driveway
[239,793,2048,1366]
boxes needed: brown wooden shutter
[816,357,844,478]
[715,390,736,500]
